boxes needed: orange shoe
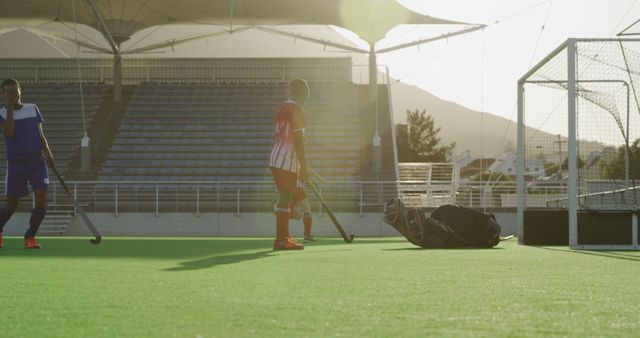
[0,233,3,249]
[273,237,304,251]
[24,237,41,249]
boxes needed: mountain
[390,81,517,157]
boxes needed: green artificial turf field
[0,237,639,338]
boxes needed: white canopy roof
[1,0,466,44]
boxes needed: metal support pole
[370,45,381,177]
[516,78,526,244]
[74,183,78,214]
[93,184,97,212]
[115,183,118,216]
[625,83,630,196]
[196,183,200,217]
[155,184,159,217]
[114,53,123,102]
[216,182,221,236]
[567,39,579,248]
[216,183,220,213]
[633,211,638,247]
[317,185,323,217]
[359,183,363,217]
[236,186,240,217]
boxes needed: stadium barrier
[0,180,568,215]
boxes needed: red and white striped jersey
[269,100,307,173]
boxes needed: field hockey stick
[51,166,102,245]
[307,180,354,243]
[309,168,326,184]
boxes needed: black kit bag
[383,199,501,248]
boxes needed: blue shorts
[5,154,49,198]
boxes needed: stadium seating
[99,82,361,182]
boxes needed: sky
[351,0,640,122]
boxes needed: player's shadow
[164,250,274,271]
[300,238,404,246]
[532,246,640,262]
[164,246,356,271]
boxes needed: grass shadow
[164,250,274,271]
[297,237,406,246]
[164,244,361,272]
[532,246,640,263]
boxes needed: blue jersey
[0,103,44,161]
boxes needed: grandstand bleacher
[99,82,362,182]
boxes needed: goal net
[517,39,640,249]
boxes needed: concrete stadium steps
[99,82,363,182]
[37,208,74,236]
[65,85,137,180]
[36,199,93,236]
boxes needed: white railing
[545,185,640,210]
[0,180,570,216]
[0,58,354,84]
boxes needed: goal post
[518,38,640,250]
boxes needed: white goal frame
[517,38,640,250]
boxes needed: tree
[561,156,586,170]
[396,124,410,162]
[600,139,640,180]
[396,109,456,162]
